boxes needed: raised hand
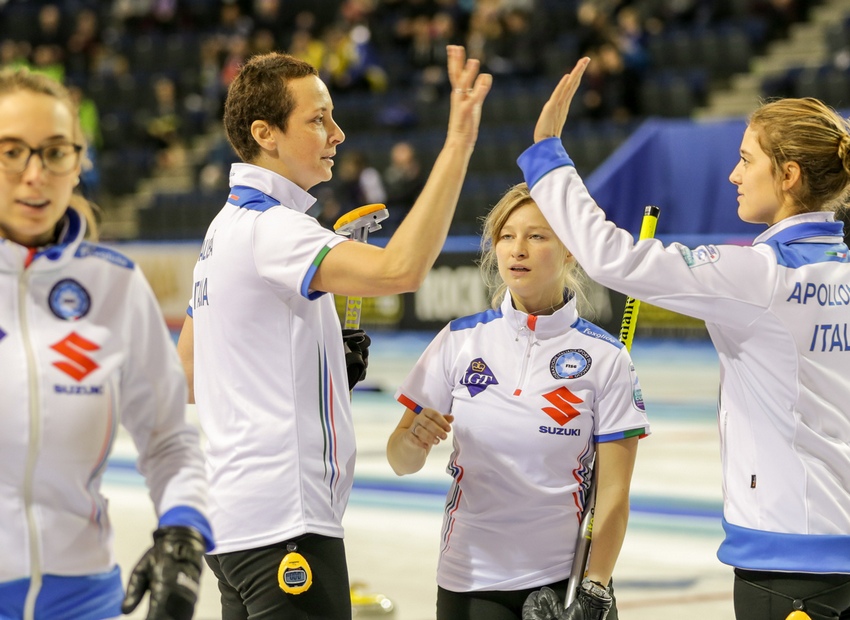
[534,57,590,144]
[445,45,493,150]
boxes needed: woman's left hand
[407,408,454,449]
[534,57,590,144]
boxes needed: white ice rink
[108,335,736,620]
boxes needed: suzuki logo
[51,332,100,381]
[541,386,583,426]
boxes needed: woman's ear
[250,120,276,152]
[780,161,802,192]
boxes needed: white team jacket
[396,293,650,591]
[519,138,850,573]
[0,209,209,590]
[190,165,354,554]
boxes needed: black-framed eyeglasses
[0,139,84,175]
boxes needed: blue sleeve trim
[186,304,193,318]
[596,427,648,443]
[159,506,215,552]
[718,517,850,572]
[517,138,574,189]
[299,245,333,300]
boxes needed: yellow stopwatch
[278,544,313,595]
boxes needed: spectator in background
[383,140,425,230]
[253,0,289,36]
[321,22,387,93]
[613,6,648,116]
[409,12,456,102]
[33,4,66,51]
[582,43,630,120]
[289,28,328,72]
[140,75,185,172]
[0,41,30,72]
[65,8,101,76]
[30,44,65,84]
[336,149,387,212]
[489,8,541,76]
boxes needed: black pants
[205,534,351,620]
[436,578,619,620]
[734,568,850,620]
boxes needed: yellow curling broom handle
[344,297,363,330]
[565,205,660,608]
[333,204,388,332]
[620,205,660,351]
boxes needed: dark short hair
[223,52,319,162]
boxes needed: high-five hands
[406,407,454,449]
[445,45,493,149]
[534,57,590,144]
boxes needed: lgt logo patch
[460,358,499,397]
[0,326,6,342]
[51,332,100,381]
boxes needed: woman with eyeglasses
[0,68,213,619]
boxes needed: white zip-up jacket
[396,293,650,592]
[519,138,850,573]
[0,208,211,617]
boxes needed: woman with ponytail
[519,58,850,620]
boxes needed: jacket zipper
[513,326,538,395]
[19,269,43,620]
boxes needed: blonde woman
[387,183,649,620]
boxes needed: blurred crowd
[0,0,816,228]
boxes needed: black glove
[522,581,612,620]
[561,579,612,620]
[523,586,564,620]
[343,328,371,390]
[121,526,205,620]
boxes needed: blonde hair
[749,97,850,216]
[479,182,590,313]
[0,68,98,240]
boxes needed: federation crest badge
[550,349,591,379]
[48,279,91,321]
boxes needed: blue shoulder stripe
[767,239,850,268]
[75,242,135,269]
[571,317,623,348]
[450,308,503,331]
[227,185,280,212]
